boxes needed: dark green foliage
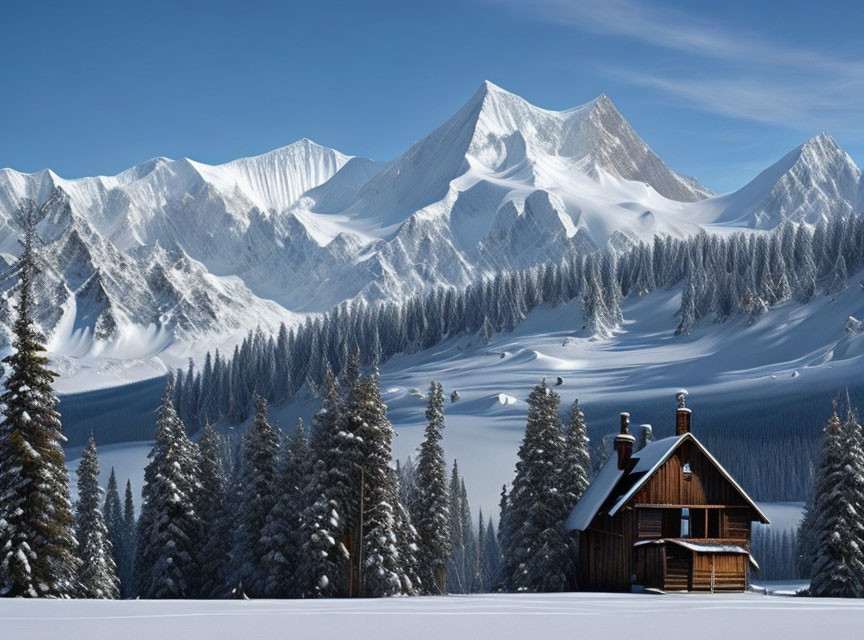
[412,381,451,594]
[235,394,280,597]
[500,382,576,592]
[135,382,202,598]
[0,203,78,597]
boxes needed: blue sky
[2,0,862,192]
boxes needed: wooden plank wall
[580,512,633,591]
[632,441,751,507]
[691,553,747,592]
[633,545,665,588]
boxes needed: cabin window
[637,509,663,538]
[682,462,693,481]
[681,508,691,538]
[708,509,720,538]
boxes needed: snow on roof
[565,433,769,532]
[607,433,769,523]
[565,455,625,532]
[634,538,760,569]
[634,539,747,554]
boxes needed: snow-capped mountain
[0,81,861,390]
[704,133,863,229]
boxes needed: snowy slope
[68,267,864,517]
[700,133,863,229]
[1,82,862,391]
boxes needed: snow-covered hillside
[63,265,864,517]
[1,81,862,391]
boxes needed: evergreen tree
[102,468,126,595]
[75,436,120,598]
[121,480,136,598]
[0,204,78,598]
[397,457,419,517]
[197,421,230,597]
[472,510,487,592]
[447,461,467,593]
[235,394,280,597]
[484,516,502,590]
[412,381,451,593]
[348,372,408,597]
[299,381,354,597]
[392,469,422,596]
[561,399,592,502]
[497,484,509,558]
[500,382,576,592]
[135,383,202,598]
[807,406,864,597]
[263,419,312,597]
[459,479,476,593]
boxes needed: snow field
[1,589,862,640]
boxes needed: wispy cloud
[483,0,864,132]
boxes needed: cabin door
[663,545,691,591]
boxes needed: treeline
[25,367,589,599]
[113,360,531,599]
[173,212,864,435]
[751,526,800,581]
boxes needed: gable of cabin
[629,438,750,508]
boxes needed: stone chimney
[676,389,691,436]
[614,412,636,470]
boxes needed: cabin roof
[633,538,760,569]
[565,433,769,532]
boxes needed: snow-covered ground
[3,589,862,640]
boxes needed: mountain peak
[716,134,861,228]
[798,132,847,161]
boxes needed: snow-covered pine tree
[500,382,576,592]
[299,380,354,597]
[676,268,698,335]
[263,418,312,597]
[796,492,816,578]
[459,478,476,593]
[197,421,230,597]
[827,253,849,295]
[497,484,509,560]
[121,480,136,598]
[580,256,607,336]
[0,203,78,598]
[103,468,126,595]
[472,509,487,592]
[484,516,502,590]
[397,457,419,517]
[135,382,202,599]
[348,371,407,597]
[807,405,864,597]
[561,399,591,502]
[235,394,280,598]
[75,436,120,599]
[392,468,422,595]
[447,461,467,593]
[412,380,451,594]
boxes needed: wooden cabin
[565,394,769,593]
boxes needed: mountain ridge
[0,81,861,390]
